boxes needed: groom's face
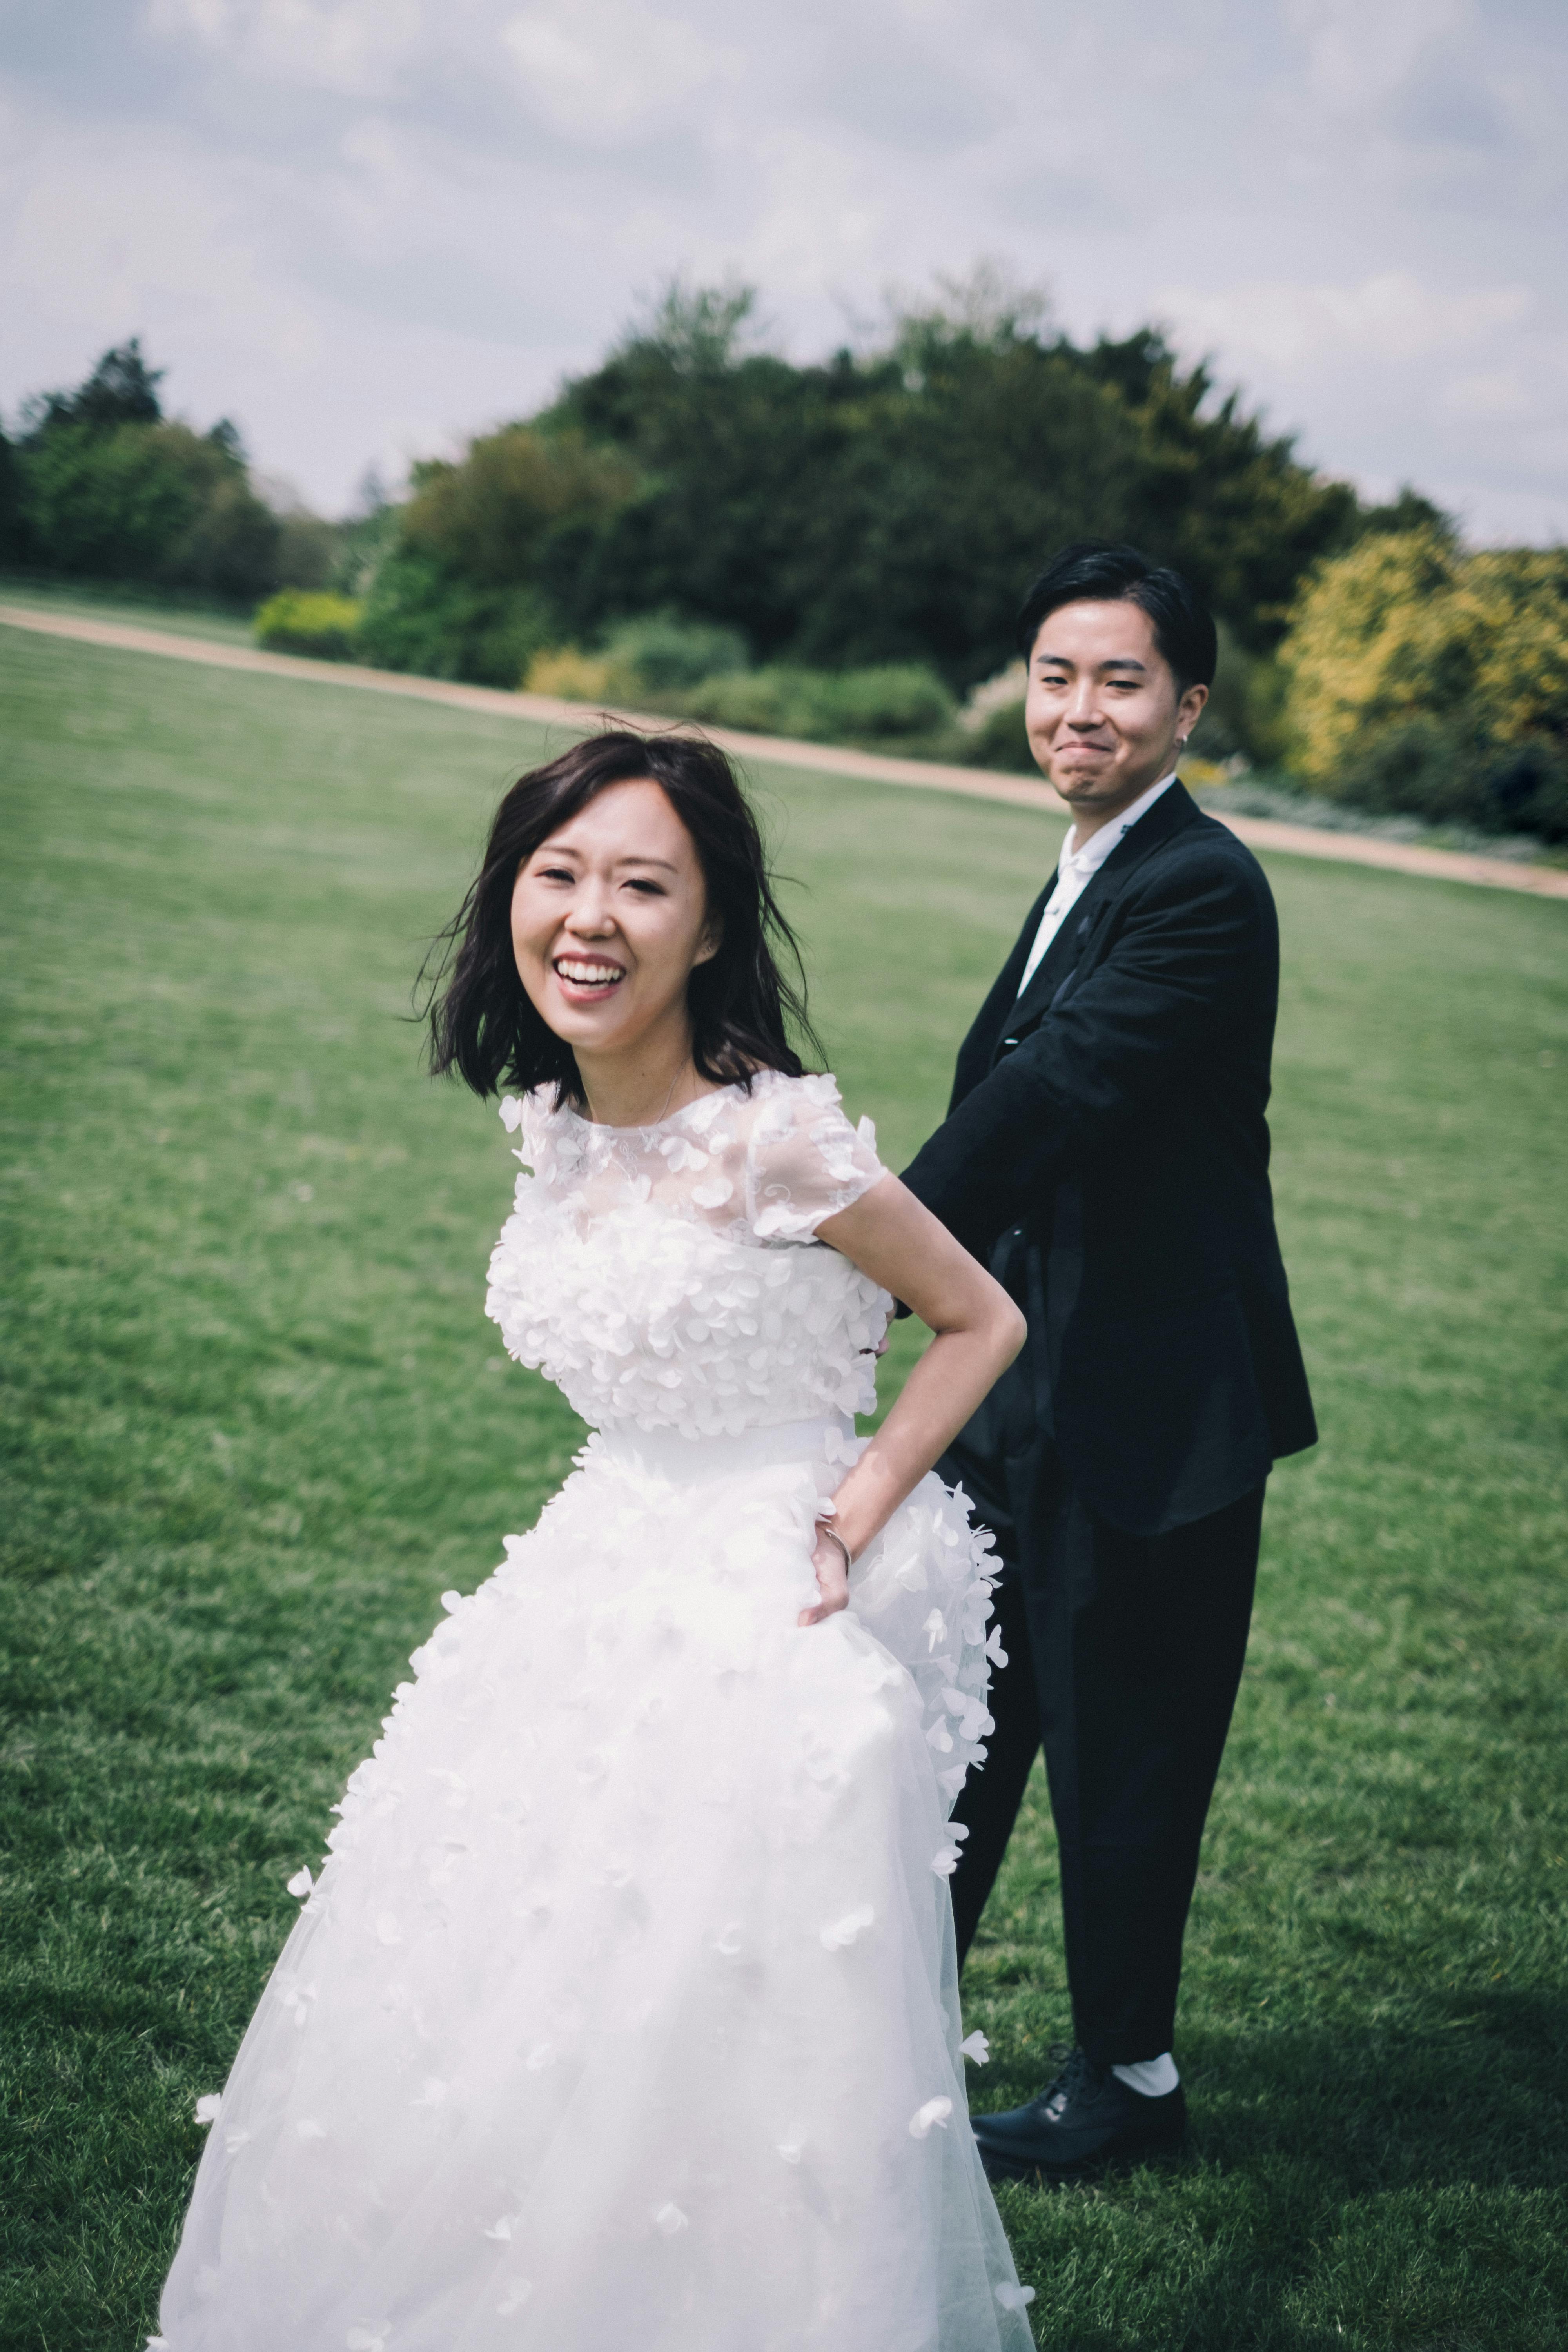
[1024,599,1207,828]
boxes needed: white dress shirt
[1014,772,1178,1001]
[1011,762,1185,2100]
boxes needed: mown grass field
[0,576,257,647]
[2,620,1566,2351]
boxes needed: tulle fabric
[485,1072,895,1439]
[155,1077,1034,2350]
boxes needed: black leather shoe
[973,2048,1187,2181]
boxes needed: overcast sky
[2,0,1563,541]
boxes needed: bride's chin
[545,1005,634,1053]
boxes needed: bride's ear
[693,915,724,969]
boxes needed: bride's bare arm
[797,1174,1025,1627]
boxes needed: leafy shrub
[350,428,636,688]
[1281,531,1568,836]
[964,697,1033,772]
[524,621,749,710]
[254,590,363,661]
[0,428,26,563]
[1486,737,1568,840]
[680,662,954,745]
[273,510,343,590]
[600,613,749,700]
[170,462,283,599]
[524,647,617,702]
[680,669,807,734]
[355,551,553,688]
[1335,715,1481,826]
[400,425,636,588]
[1192,626,1288,767]
[819,664,956,740]
[18,419,280,596]
[522,637,954,749]
[9,346,286,600]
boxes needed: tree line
[7,288,1564,839]
[0,340,338,602]
[352,281,1439,699]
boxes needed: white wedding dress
[156,1070,1034,2351]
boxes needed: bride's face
[511,779,718,1060]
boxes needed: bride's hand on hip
[799,1522,851,1628]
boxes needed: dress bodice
[485,1069,893,1438]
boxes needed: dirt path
[5,601,1566,903]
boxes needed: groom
[902,542,1316,2180]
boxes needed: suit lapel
[949,878,1056,1107]
[1001,782,1205,1048]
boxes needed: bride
[154,728,1036,2350]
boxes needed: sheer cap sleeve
[745,1071,888,1243]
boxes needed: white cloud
[147,0,428,95]
[502,2,737,139]
[8,128,323,369]
[739,127,895,294]
[1443,368,1536,421]
[1163,271,1532,371]
[1284,0,1475,111]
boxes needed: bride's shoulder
[728,1065,850,1123]
[498,1083,568,1160]
[722,1067,887,1241]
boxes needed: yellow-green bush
[254,590,363,661]
[523,632,955,748]
[1281,532,1568,836]
[523,646,619,702]
[525,617,750,711]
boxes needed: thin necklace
[584,1065,685,1130]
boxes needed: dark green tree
[0,426,29,564]
[358,276,1419,692]
[21,336,165,438]
[11,342,281,598]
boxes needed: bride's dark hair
[424,728,819,1104]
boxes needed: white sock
[1111,2053,1179,2099]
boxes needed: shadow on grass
[974,1987,1567,2193]
[969,1984,1568,2348]
[1183,1990,1566,2194]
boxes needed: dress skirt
[156,1414,1033,2351]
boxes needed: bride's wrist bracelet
[816,1522,853,1576]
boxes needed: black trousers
[940,1437,1264,2066]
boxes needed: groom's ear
[1178,680,1209,735]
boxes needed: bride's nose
[565,891,618,937]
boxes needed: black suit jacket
[902,780,1316,1537]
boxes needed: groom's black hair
[422,728,820,1107]
[1015,541,1218,692]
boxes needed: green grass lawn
[3,621,1566,2351]
[0,575,256,647]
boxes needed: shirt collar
[1058,771,1178,877]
